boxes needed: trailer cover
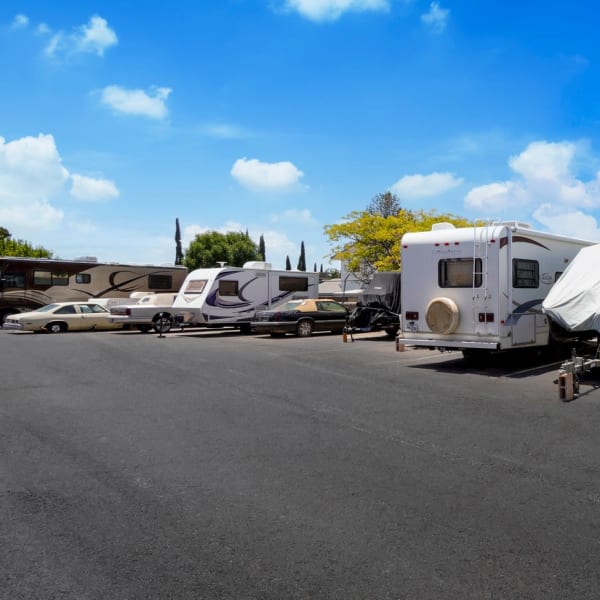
[543,244,600,332]
[347,272,401,331]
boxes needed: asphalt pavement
[2,328,600,599]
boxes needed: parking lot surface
[2,328,600,599]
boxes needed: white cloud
[390,172,463,200]
[76,15,118,56]
[465,141,600,213]
[0,134,67,230]
[421,1,449,33]
[231,157,304,191]
[283,0,389,21]
[11,14,29,29]
[533,204,600,242]
[0,133,120,237]
[36,23,50,35]
[70,174,119,201]
[100,85,172,120]
[45,14,117,59]
[271,208,318,225]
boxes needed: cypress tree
[285,255,292,270]
[258,234,266,262]
[297,241,306,271]
[175,218,184,265]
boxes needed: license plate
[405,321,417,333]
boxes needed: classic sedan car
[251,299,348,337]
[3,302,124,333]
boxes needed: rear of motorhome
[399,222,594,357]
[172,262,319,331]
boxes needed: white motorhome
[172,262,320,332]
[399,222,594,358]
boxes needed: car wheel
[296,319,314,337]
[47,322,66,334]
[136,324,152,333]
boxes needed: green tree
[184,230,258,270]
[285,255,291,270]
[324,203,476,276]
[258,234,266,262]
[367,191,401,217]
[0,229,53,257]
[297,241,306,271]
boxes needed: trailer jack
[557,346,600,401]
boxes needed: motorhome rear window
[438,258,482,288]
[219,280,238,296]
[185,280,207,294]
[148,274,173,289]
[279,276,309,292]
[33,270,69,286]
[513,259,539,288]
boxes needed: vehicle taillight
[405,311,419,320]
[478,312,494,322]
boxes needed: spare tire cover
[425,297,460,334]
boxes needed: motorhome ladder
[472,224,491,330]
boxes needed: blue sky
[2,1,600,269]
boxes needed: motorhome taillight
[405,311,419,320]
[478,312,494,323]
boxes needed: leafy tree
[297,241,306,271]
[184,230,258,270]
[175,218,184,265]
[258,234,266,262]
[0,229,53,257]
[285,255,292,270]
[367,191,401,217]
[324,206,476,277]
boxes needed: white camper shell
[172,262,319,331]
[399,222,594,355]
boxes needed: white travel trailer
[172,262,320,332]
[399,222,594,358]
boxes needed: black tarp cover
[348,272,401,330]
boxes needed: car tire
[47,322,66,334]
[296,319,314,337]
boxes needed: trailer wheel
[153,313,172,334]
[425,297,460,334]
[47,321,67,334]
[296,319,314,337]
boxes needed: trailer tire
[425,297,459,334]
[152,313,172,334]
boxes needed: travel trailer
[0,256,187,324]
[172,262,320,332]
[399,222,594,358]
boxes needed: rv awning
[542,244,600,332]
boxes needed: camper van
[0,256,187,324]
[399,222,594,358]
[172,262,319,332]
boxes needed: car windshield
[35,304,60,313]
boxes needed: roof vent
[243,261,272,270]
[431,222,456,231]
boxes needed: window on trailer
[76,273,91,284]
[2,272,25,288]
[219,280,238,296]
[33,271,69,286]
[279,276,309,292]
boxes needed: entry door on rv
[509,257,539,346]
